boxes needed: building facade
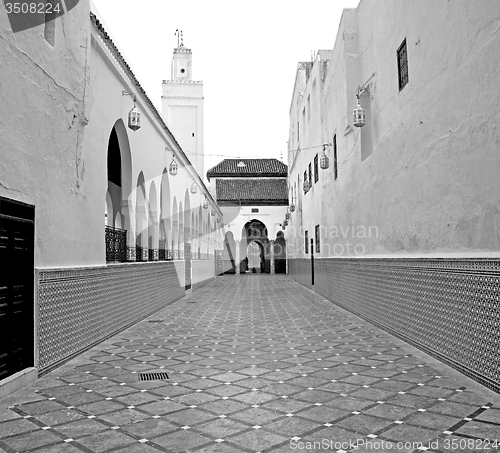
[207,159,289,274]
[0,1,224,396]
[286,0,500,393]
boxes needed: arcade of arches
[104,122,221,266]
[222,219,286,274]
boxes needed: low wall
[36,261,185,375]
[289,257,500,394]
[192,260,215,291]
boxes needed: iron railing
[148,236,154,261]
[136,245,144,262]
[158,239,172,261]
[105,226,127,263]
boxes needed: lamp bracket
[356,73,376,99]
[122,91,137,102]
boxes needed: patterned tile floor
[1,274,500,453]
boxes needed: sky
[90,0,360,172]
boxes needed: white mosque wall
[0,0,93,268]
[288,0,500,258]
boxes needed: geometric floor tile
[1,275,499,453]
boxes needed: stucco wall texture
[0,0,93,267]
[287,0,500,257]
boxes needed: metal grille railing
[148,236,154,261]
[105,226,127,263]
[158,239,172,261]
[136,235,143,262]
[136,245,144,262]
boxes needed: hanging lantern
[290,203,295,213]
[285,211,290,220]
[283,219,288,227]
[168,148,178,177]
[217,216,221,224]
[203,197,209,209]
[123,91,141,131]
[303,177,310,193]
[128,100,141,131]
[210,209,216,216]
[320,145,330,169]
[169,158,178,176]
[353,97,365,127]
[190,182,197,194]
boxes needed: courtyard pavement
[1,274,499,453]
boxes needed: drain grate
[148,320,163,323]
[138,372,169,381]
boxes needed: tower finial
[174,29,184,49]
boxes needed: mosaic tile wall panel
[37,262,184,375]
[288,258,313,289]
[294,257,500,394]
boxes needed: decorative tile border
[36,262,185,375]
[289,257,500,394]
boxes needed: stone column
[121,200,136,261]
[150,211,159,261]
[270,240,275,274]
[235,240,240,274]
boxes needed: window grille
[397,39,409,91]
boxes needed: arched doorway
[148,181,158,261]
[274,230,287,274]
[184,190,192,290]
[246,240,265,273]
[241,219,270,274]
[135,172,147,262]
[105,126,127,262]
[105,120,133,262]
[106,127,121,228]
[159,169,171,260]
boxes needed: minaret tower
[162,30,205,179]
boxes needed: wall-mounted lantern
[353,86,366,128]
[320,144,330,169]
[290,194,296,212]
[123,91,141,131]
[303,175,311,193]
[285,210,290,220]
[168,148,178,176]
[217,216,221,224]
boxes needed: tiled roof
[207,159,288,179]
[216,178,288,204]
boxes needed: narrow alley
[1,275,499,453]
